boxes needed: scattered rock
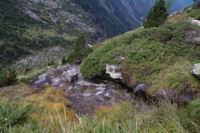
[192,63,200,78]
[106,64,122,79]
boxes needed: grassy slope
[81,8,200,94]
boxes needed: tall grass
[4,101,199,133]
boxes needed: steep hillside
[81,7,200,95]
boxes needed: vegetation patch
[81,22,200,92]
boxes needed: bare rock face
[192,63,200,78]
[106,64,122,79]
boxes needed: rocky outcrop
[192,63,200,78]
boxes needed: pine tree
[143,0,169,28]
[74,34,86,60]
[193,0,200,8]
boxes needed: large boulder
[134,84,148,100]
[66,67,78,82]
[192,63,200,78]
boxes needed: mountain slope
[0,0,194,68]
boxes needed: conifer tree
[143,0,169,28]
[193,0,200,8]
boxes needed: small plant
[48,60,55,66]
[61,57,67,65]
[0,69,17,87]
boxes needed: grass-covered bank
[81,21,200,93]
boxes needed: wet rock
[106,64,122,79]
[66,68,78,82]
[192,63,200,78]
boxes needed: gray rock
[193,37,200,44]
[82,93,92,97]
[192,63,200,78]
[96,87,106,91]
[106,64,122,79]
[104,92,111,98]
[134,84,147,95]
[190,19,200,26]
[34,73,48,84]
[95,91,104,96]
[66,68,78,82]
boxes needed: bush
[0,100,33,131]
[48,60,55,66]
[61,57,67,65]
[143,0,169,28]
[0,69,17,87]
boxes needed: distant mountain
[170,0,194,13]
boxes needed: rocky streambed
[30,65,133,114]
[30,62,200,114]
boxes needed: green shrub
[61,57,67,65]
[188,98,200,121]
[48,60,55,66]
[0,100,33,131]
[67,34,93,64]
[0,69,17,87]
